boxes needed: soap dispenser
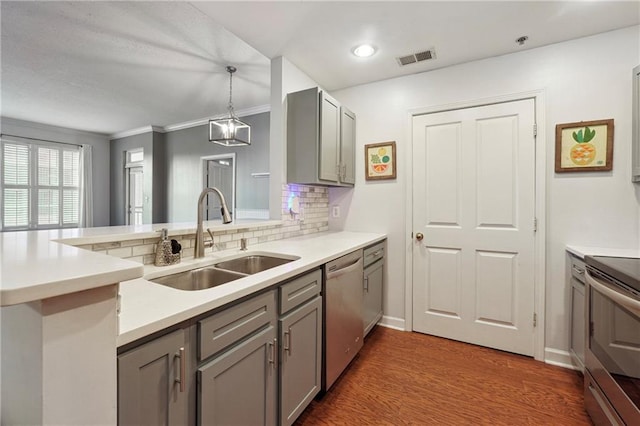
[154,228,181,266]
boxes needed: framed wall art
[555,119,614,172]
[365,141,396,180]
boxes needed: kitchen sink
[148,252,300,291]
[214,254,298,275]
[149,267,247,291]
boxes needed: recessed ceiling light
[352,44,376,58]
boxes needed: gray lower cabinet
[363,241,385,336]
[118,328,189,426]
[279,268,322,426]
[198,326,278,426]
[569,253,586,370]
[632,64,640,182]
[118,270,323,426]
[279,296,322,426]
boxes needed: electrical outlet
[332,205,340,218]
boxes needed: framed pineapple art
[365,141,396,180]
[555,119,614,172]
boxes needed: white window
[1,137,82,231]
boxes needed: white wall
[329,26,640,356]
[0,117,111,226]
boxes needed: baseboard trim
[379,316,406,331]
[544,347,580,370]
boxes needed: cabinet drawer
[364,241,385,268]
[280,269,322,315]
[570,256,586,283]
[199,290,276,361]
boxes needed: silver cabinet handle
[175,347,185,393]
[284,329,292,354]
[572,265,585,275]
[364,276,369,292]
[268,338,277,366]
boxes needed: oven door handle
[586,270,640,317]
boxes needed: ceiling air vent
[396,48,436,66]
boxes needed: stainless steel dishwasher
[323,249,364,391]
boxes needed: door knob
[415,232,424,241]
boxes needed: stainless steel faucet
[194,187,232,258]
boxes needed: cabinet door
[118,329,188,426]
[280,296,322,426]
[570,277,586,369]
[340,106,356,185]
[198,326,277,426]
[633,65,640,182]
[319,92,340,182]
[363,260,384,336]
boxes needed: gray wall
[0,117,111,227]
[165,112,270,222]
[110,130,167,225]
[152,131,167,224]
[109,112,269,224]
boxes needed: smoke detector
[396,48,436,66]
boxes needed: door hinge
[533,124,537,137]
[533,218,538,233]
[533,313,537,327]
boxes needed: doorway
[124,148,144,226]
[202,154,236,220]
[410,97,543,357]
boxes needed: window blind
[1,136,82,231]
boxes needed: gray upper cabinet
[340,106,356,185]
[287,87,356,186]
[632,65,640,182]
[118,329,189,426]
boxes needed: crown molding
[108,104,271,140]
[109,125,164,140]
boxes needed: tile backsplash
[77,184,329,264]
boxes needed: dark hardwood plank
[296,327,591,425]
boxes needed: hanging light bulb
[209,66,251,146]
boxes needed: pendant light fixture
[209,65,251,146]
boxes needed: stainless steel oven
[584,256,640,425]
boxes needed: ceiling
[2,1,639,136]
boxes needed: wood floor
[296,327,592,425]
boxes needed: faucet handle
[204,228,215,249]
[240,238,248,251]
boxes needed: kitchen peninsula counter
[118,231,386,346]
[0,219,281,306]
[1,222,383,425]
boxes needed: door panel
[412,99,536,356]
[475,250,517,326]
[425,247,461,318]
[476,116,518,228]
[425,122,461,227]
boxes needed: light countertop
[566,245,640,260]
[0,219,279,306]
[0,230,143,306]
[118,231,385,347]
